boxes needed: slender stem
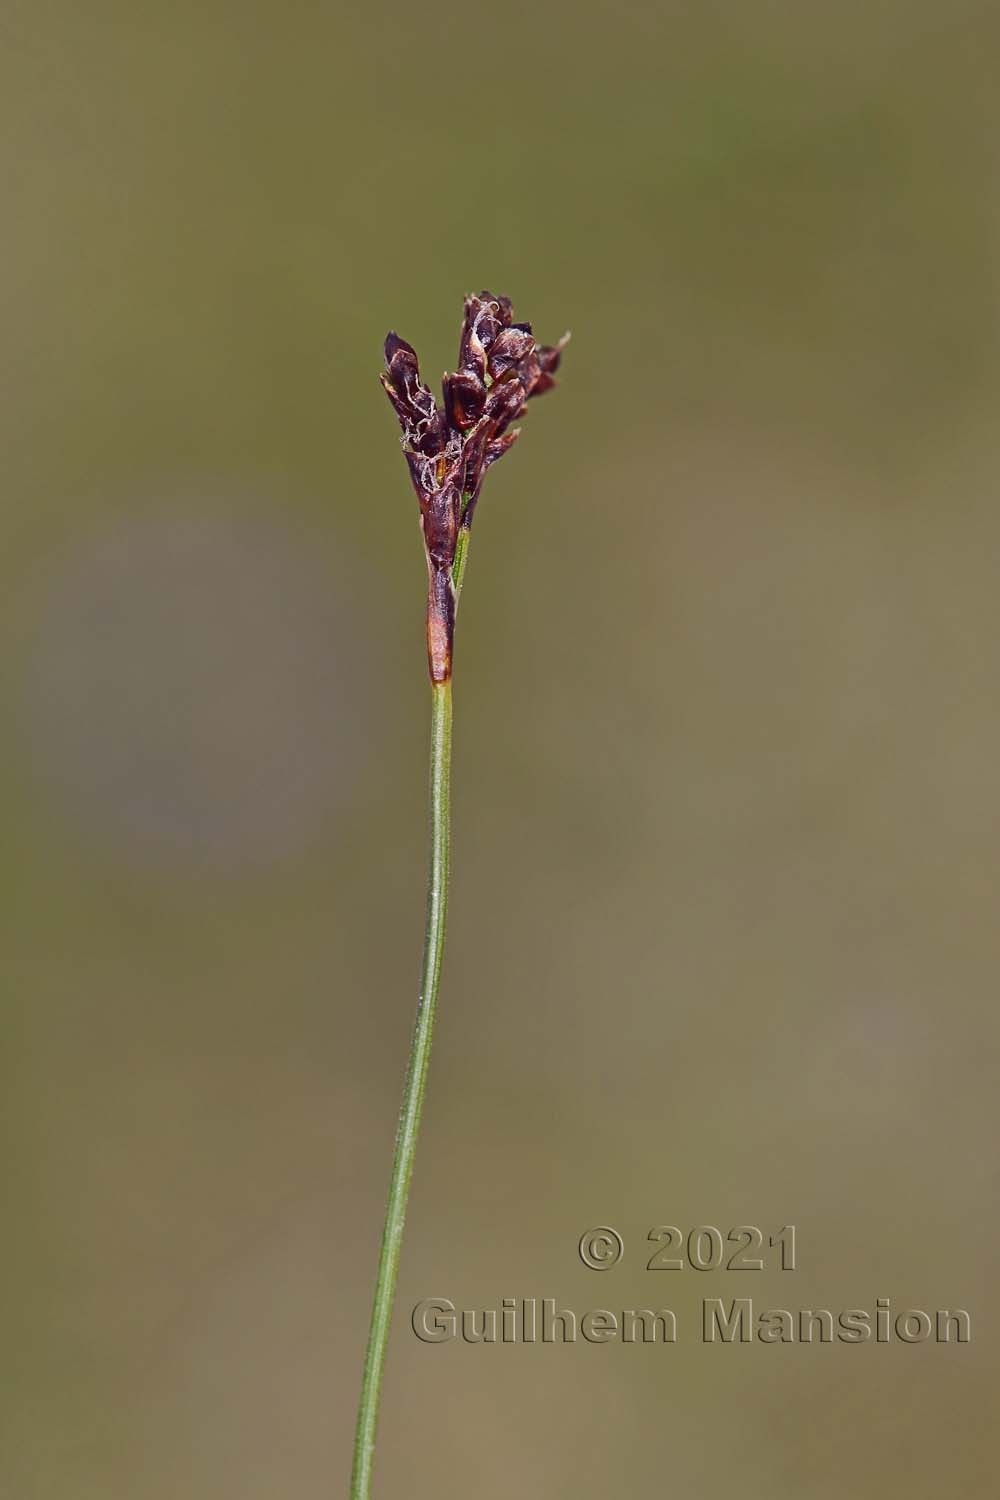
[351,677,453,1500]
[452,523,472,607]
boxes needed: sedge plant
[351,293,567,1498]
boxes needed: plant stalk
[351,675,453,1500]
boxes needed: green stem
[351,677,453,1500]
[452,524,471,606]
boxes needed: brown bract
[381,291,566,683]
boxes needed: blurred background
[3,1,999,1495]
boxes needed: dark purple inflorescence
[381,291,566,683]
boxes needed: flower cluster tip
[381,291,566,682]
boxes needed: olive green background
[4,2,999,1495]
